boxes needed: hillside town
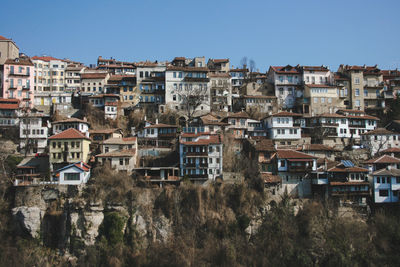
[2,33,400,208]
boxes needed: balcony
[316,122,339,127]
[348,123,366,128]
[184,77,209,82]
[22,87,31,91]
[288,166,312,173]
[9,72,30,77]
[186,151,208,156]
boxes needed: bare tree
[176,86,209,125]
[249,59,256,74]
[240,57,248,69]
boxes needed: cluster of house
[2,34,400,206]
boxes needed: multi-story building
[96,149,137,173]
[230,67,248,97]
[302,84,344,116]
[336,109,378,140]
[65,64,85,92]
[301,66,331,85]
[207,58,230,73]
[337,65,384,111]
[52,117,90,135]
[179,132,223,181]
[382,69,400,98]
[311,161,369,205]
[81,70,110,95]
[19,112,49,154]
[275,149,317,198]
[372,168,400,204]
[209,72,232,112]
[267,65,302,109]
[361,128,400,156]
[97,56,135,74]
[0,35,19,65]
[165,57,210,115]
[221,111,250,139]
[105,74,137,105]
[48,128,91,171]
[137,121,177,148]
[136,61,166,112]
[364,155,400,172]
[32,56,66,92]
[2,57,34,107]
[262,111,303,145]
[0,98,20,128]
[236,95,277,114]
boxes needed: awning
[287,159,313,162]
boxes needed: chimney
[156,118,159,124]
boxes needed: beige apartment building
[32,56,67,91]
[303,84,345,116]
[0,35,19,65]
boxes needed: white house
[19,113,49,154]
[361,128,400,156]
[267,65,302,109]
[179,133,223,181]
[275,149,317,198]
[52,117,90,134]
[263,111,302,145]
[54,162,91,185]
[372,168,400,203]
[337,109,378,140]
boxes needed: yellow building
[48,128,91,170]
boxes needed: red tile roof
[270,65,301,74]
[0,35,9,40]
[32,56,62,62]
[302,66,329,72]
[381,147,400,153]
[4,58,34,66]
[211,59,229,63]
[330,181,369,186]
[276,149,317,159]
[328,166,368,173]
[53,118,88,124]
[261,173,282,184]
[74,162,91,172]
[81,73,108,79]
[49,128,90,140]
[364,155,400,164]
[318,113,346,118]
[89,128,121,134]
[361,128,395,135]
[167,66,209,72]
[0,98,20,109]
[255,139,275,152]
[225,111,250,119]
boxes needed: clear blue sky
[1,0,399,72]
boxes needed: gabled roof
[298,144,335,152]
[32,56,62,62]
[372,168,400,176]
[270,65,301,74]
[52,118,89,124]
[5,58,34,66]
[102,137,137,145]
[144,123,177,129]
[49,128,90,140]
[266,111,302,118]
[318,113,346,118]
[0,35,9,40]
[262,173,282,184]
[55,162,90,173]
[328,164,368,173]
[255,139,275,152]
[381,147,400,153]
[302,66,329,72]
[89,128,121,135]
[225,111,250,119]
[180,134,222,145]
[276,149,317,159]
[81,73,108,79]
[361,128,396,135]
[364,155,400,164]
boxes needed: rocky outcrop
[12,206,43,238]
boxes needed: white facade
[373,168,400,203]
[56,163,91,185]
[33,57,67,92]
[19,115,49,154]
[361,129,400,156]
[179,134,223,181]
[52,120,89,134]
[263,114,301,140]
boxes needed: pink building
[2,57,34,108]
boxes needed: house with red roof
[179,132,223,181]
[267,65,302,109]
[361,128,400,156]
[275,149,317,198]
[2,57,34,108]
[0,98,20,127]
[48,128,91,170]
[262,111,303,145]
[54,162,91,185]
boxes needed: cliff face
[11,183,265,253]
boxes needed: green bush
[98,212,125,246]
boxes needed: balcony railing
[186,151,208,156]
[288,166,312,172]
[9,71,30,76]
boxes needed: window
[209,146,213,153]
[64,173,80,181]
[379,189,389,197]
[364,89,368,97]
[355,100,361,107]
[119,158,123,165]
[52,142,56,148]
[280,160,285,167]
[355,89,360,96]
[209,158,213,164]
[355,78,360,84]
[321,97,325,103]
